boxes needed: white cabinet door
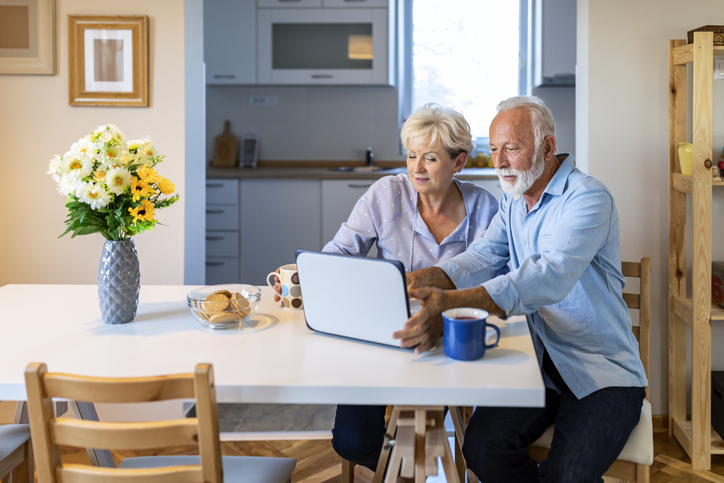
[470,179,503,202]
[204,0,256,84]
[321,179,377,258]
[240,179,322,285]
[321,179,374,243]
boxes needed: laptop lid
[295,250,419,348]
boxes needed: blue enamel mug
[442,308,501,361]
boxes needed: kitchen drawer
[257,0,322,8]
[322,0,389,7]
[206,204,239,231]
[206,179,239,205]
[206,257,240,284]
[206,231,239,257]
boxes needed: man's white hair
[496,95,556,152]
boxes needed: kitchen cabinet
[240,179,322,284]
[529,0,576,87]
[257,0,322,7]
[668,32,724,471]
[257,6,393,85]
[206,179,241,284]
[204,0,256,85]
[321,179,378,257]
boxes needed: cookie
[231,292,249,311]
[210,289,233,298]
[205,292,229,312]
[209,312,241,325]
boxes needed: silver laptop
[295,250,420,348]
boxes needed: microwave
[257,7,394,85]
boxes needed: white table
[0,284,544,480]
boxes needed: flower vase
[98,239,141,324]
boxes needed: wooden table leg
[377,407,460,483]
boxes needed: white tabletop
[0,284,544,407]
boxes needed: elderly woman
[322,103,501,470]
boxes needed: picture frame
[0,0,55,75]
[68,15,148,107]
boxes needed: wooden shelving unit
[668,32,724,471]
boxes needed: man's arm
[392,285,504,353]
[406,266,456,292]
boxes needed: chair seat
[0,424,30,461]
[118,454,296,483]
[529,399,653,465]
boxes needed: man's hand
[406,267,456,293]
[393,286,455,353]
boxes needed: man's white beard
[496,148,546,196]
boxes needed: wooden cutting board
[212,120,238,166]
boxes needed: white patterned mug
[266,264,303,310]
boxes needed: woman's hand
[393,286,454,353]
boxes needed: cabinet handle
[311,74,334,79]
[206,183,225,188]
[278,0,302,2]
[347,183,373,189]
[206,236,225,241]
[344,0,368,2]
[213,74,236,79]
[206,209,226,214]
[206,261,226,267]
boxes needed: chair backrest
[621,257,651,400]
[24,362,223,483]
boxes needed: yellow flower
[129,176,155,202]
[137,166,160,184]
[157,177,176,195]
[129,199,156,224]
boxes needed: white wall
[578,0,724,414]
[0,0,189,287]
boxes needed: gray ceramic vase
[98,239,141,324]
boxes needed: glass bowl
[187,284,261,329]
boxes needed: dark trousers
[462,351,646,483]
[331,404,388,471]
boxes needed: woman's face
[406,138,465,196]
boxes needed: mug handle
[485,323,501,348]
[266,271,283,298]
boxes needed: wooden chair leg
[10,440,32,483]
[636,463,650,483]
[373,407,401,483]
[342,459,355,483]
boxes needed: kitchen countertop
[207,165,499,181]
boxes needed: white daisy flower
[60,151,94,179]
[106,166,132,195]
[47,155,62,182]
[76,181,111,209]
[69,137,97,157]
[57,176,77,196]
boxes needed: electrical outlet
[249,95,277,106]
[716,60,724,81]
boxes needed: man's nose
[492,152,507,169]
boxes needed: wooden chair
[24,362,296,483]
[527,257,653,482]
[0,421,32,483]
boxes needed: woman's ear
[454,152,467,173]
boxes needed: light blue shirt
[437,159,648,399]
[323,173,500,272]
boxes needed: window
[401,0,526,149]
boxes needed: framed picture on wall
[0,0,55,75]
[68,16,148,107]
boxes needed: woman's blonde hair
[400,103,474,159]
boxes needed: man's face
[489,108,545,196]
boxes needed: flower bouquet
[47,124,179,324]
[47,124,179,240]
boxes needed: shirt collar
[511,157,575,207]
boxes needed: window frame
[398,0,528,154]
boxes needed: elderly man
[392,95,647,482]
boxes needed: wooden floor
[49,426,724,483]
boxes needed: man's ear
[543,135,557,160]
